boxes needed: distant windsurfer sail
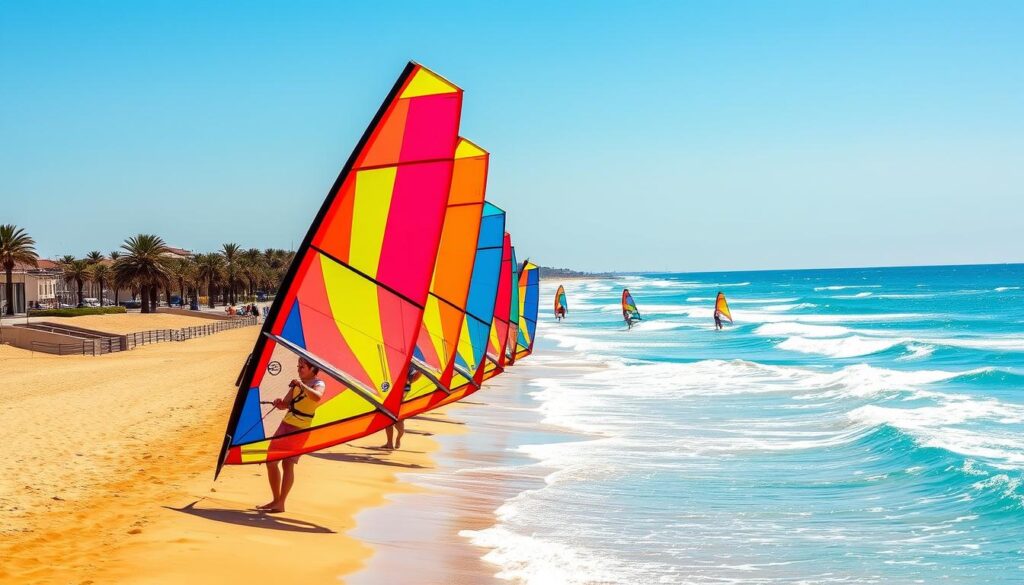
[554,284,567,320]
[622,288,641,329]
[714,291,732,330]
[216,62,463,479]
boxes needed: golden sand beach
[0,314,466,584]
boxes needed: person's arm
[273,386,297,410]
[293,379,326,402]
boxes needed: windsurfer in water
[714,309,723,330]
[259,356,325,513]
[383,363,422,450]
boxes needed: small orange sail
[715,291,732,323]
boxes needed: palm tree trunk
[99,279,105,306]
[4,267,13,315]
[208,283,216,308]
[141,287,150,313]
[77,279,84,308]
[150,285,158,312]
[114,287,120,307]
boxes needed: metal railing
[31,340,90,355]
[23,315,256,355]
[124,315,257,349]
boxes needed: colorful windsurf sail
[216,63,462,476]
[505,247,521,364]
[482,233,513,380]
[622,288,641,326]
[554,285,567,319]
[515,260,539,359]
[399,138,491,418]
[426,203,506,410]
[715,291,732,323]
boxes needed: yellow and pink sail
[217,63,540,475]
[217,63,463,474]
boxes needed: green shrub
[28,306,128,317]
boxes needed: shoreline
[347,347,604,585]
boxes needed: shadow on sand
[414,415,465,425]
[166,501,334,533]
[309,452,426,469]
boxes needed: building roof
[165,246,193,257]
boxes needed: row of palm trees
[0,223,294,315]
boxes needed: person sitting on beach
[713,310,723,330]
[382,363,422,450]
[259,356,326,513]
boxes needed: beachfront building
[0,259,62,313]
[78,246,194,304]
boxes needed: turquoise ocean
[446,264,1024,584]
[351,264,1024,584]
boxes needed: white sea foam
[814,285,883,291]
[777,335,902,358]
[461,525,627,585]
[995,286,1020,292]
[849,402,1024,468]
[755,322,854,338]
[759,302,817,312]
[899,344,936,361]
[833,291,874,299]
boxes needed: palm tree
[108,251,123,307]
[90,264,111,306]
[86,251,104,264]
[240,247,264,299]
[62,258,91,308]
[195,253,226,309]
[221,243,241,305]
[167,258,196,307]
[60,254,76,264]
[0,225,38,315]
[114,234,170,314]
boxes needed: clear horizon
[3,1,1022,272]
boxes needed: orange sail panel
[483,233,513,380]
[401,138,489,417]
[217,63,462,475]
[715,291,733,323]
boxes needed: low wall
[0,325,100,355]
[155,308,233,321]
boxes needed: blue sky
[2,1,1021,272]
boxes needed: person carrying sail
[258,356,325,513]
[714,309,723,330]
[383,363,423,450]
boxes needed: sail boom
[410,356,453,395]
[452,363,481,388]
[265,332,398,422]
